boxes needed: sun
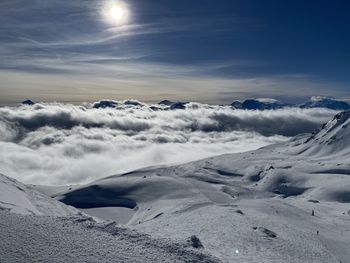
[109,5,125,21]
[103,1,130,25]
[109,5,124,20]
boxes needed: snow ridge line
[63,215,222,263]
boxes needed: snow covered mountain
[92,99,145,109]
[296,110,350,157]
[54,111,350,262]
[300,96,350,110]
[20,96,350,111]
[231,96,350,110]
[231,98,290,110]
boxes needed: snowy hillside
[295,110,350,157]
[0,173,77,216]
[0,173,221,262]
[55,111,350,262]
[1,110,350,263]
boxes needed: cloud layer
[0,102,337,185]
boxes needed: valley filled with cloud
[0,101,337,185]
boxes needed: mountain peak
[300,96,350,110]
[21,99,35,105]
[302,110,350,156]
[231,98,289,110]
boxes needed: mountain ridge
[20,96,350,111]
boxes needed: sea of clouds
[0,101,337,185]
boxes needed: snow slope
[0,211,220,263]
[0,173,221,262]
[56,111,350,262]
[0,173,77,216]
[295,110,350,157]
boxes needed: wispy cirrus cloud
[0,0,349,105]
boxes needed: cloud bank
[0,102,337,185]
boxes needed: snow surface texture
[0,102,337,185]
[0,175,220,263]
[0,212,221,263]
[55,111,350,262]
[0,173,77,216]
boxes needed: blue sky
[0,0,349,104]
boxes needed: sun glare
[103,1,130,25]
[110,5,125,20]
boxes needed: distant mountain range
[230,96,350,110]
[230,98,290,110]
[299,96,350,110]
[21,96,350,111]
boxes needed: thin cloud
[1,0,349,104]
